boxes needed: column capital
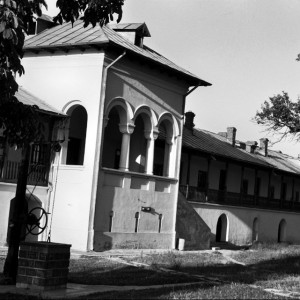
[166,134,174,145]
[119,123,135,134]
[144,127,159,140]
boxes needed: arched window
[129,115,148,173]
[65,105,87,165]
[216,213,228,242]
[278,219,287,243]
[102,107,123,169]
[154,118,174,177]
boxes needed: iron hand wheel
[26,207,48,236]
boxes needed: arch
[133,105,158,132]
[216,213,228,242]
[252,217,259,242]
[153,112,179,177]
[278,219,287,243]
[129,114,148,173]
[102,106,123,169]
[157,112,180,138]
[105,97,134,125]
[64,105,88,165]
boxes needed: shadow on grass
[68,252,300,286]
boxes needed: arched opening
[252,217,259,242]
[278,219,287,243]
[66,105,87,165]
[129,114,148,173]
[102,107,123,169]
[154,118,173,177]
[216,214,228,242]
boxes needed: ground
[1,243,300,299]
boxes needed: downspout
[181,85,200,115]
[172,84,200,249]
[87,51,126,251]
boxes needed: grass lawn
[1,243,300,299]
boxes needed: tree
[1,0,124,283]
[255,92,300,141]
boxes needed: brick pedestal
[16,241,71,291]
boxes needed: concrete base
[93,232,175,251]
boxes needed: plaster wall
[227,164,241,193]
[18,50,105,250]
[105,59,187,119]
[193,203,300,245]
[94,169,177,250]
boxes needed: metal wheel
[26,207,48,236]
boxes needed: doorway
[216,214,228,242]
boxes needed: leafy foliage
[54,0,124,27]
[255,92,300,141]
[0,0,124,147]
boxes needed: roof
[182,127,300,176]
[24,21,211,86]
[16,87,65,116]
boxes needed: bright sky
[44,0,300,157]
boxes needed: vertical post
[119,124,135,172]
[206,157,211,201]
[253,168,258,206]
[291,177,295,209]
[267,170,272,206]
[144,129,158,175]
[239,166,244,205]
[4,143,31,282]
[186,153,191,199]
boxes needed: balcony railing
[0,160,49,186]
[180,184,300,212]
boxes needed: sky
[43,0,300,157]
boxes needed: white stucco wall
[18,50,105,250]
[193,203,300,245]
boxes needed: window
[242,179,248,195]
[198,170,207,190]
[219,169,227,191]
[66,105,87,166]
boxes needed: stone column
[144,128,159,175]
[119,123,135,171]
[163,135,174,177]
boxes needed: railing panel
[0,160,49,186]
[180,184,300,213]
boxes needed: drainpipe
[172,84,201,249]
[182,85,200,115]
[87,51,126,251]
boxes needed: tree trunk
[3,143,31,283]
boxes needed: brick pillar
[17,241,71,291]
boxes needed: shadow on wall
[176,192,211,250]
[6,193,43,245]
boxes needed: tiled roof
[182,127,300,175]
[16,87,65,116]
[24,21,211,86]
